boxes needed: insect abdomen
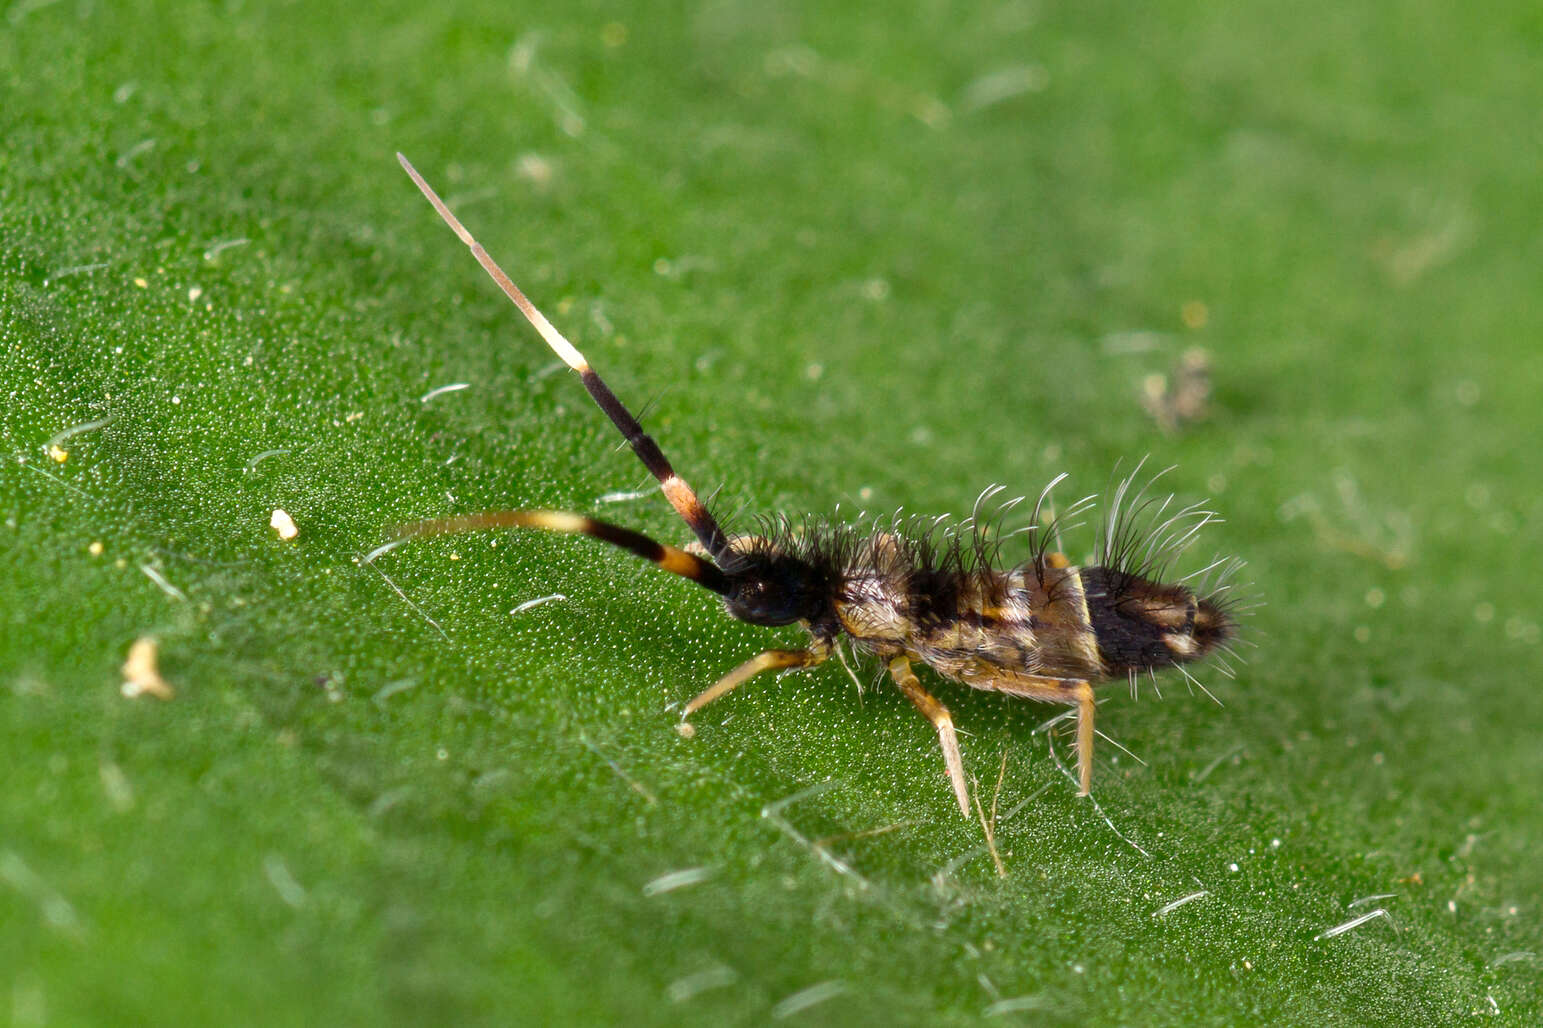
[829,529,1235,685]
[1080,566,1231,676]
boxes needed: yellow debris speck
[676,722,697,740]
[134,277,148,288]
[88,540,104,556]
[270,508,299,540]
[516,153,554,187]
[188,286,203,302]
[861,277,891,301]
[121,637,174,700]
[47,444,68,462]
[1181,299,1210,329]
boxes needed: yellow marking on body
[998,569,1039,633]
[1058,567,1105,673]
[1162,632,1198,658]
[981,576,1040,650]
[1059,566,1092,624]
[1135,594,1195,631]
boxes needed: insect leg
[886,656,971,818]
[682,639,832,718]
[974,674,1097,796]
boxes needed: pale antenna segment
[397,153,587,371]
[397,153,730,558]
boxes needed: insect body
[392,153,1240,818]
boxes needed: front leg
[682,636,833,718]
[887,655,972,818]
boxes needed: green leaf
[4,1,1540,1023]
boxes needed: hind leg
[974,674,1096,795]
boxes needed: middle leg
[887,655,972,818]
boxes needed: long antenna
[397,152,730,559]
[385,510,730,595]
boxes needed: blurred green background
[3,1,1539,1024]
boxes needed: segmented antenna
[388,510,730,595]
[397,153,731,559]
